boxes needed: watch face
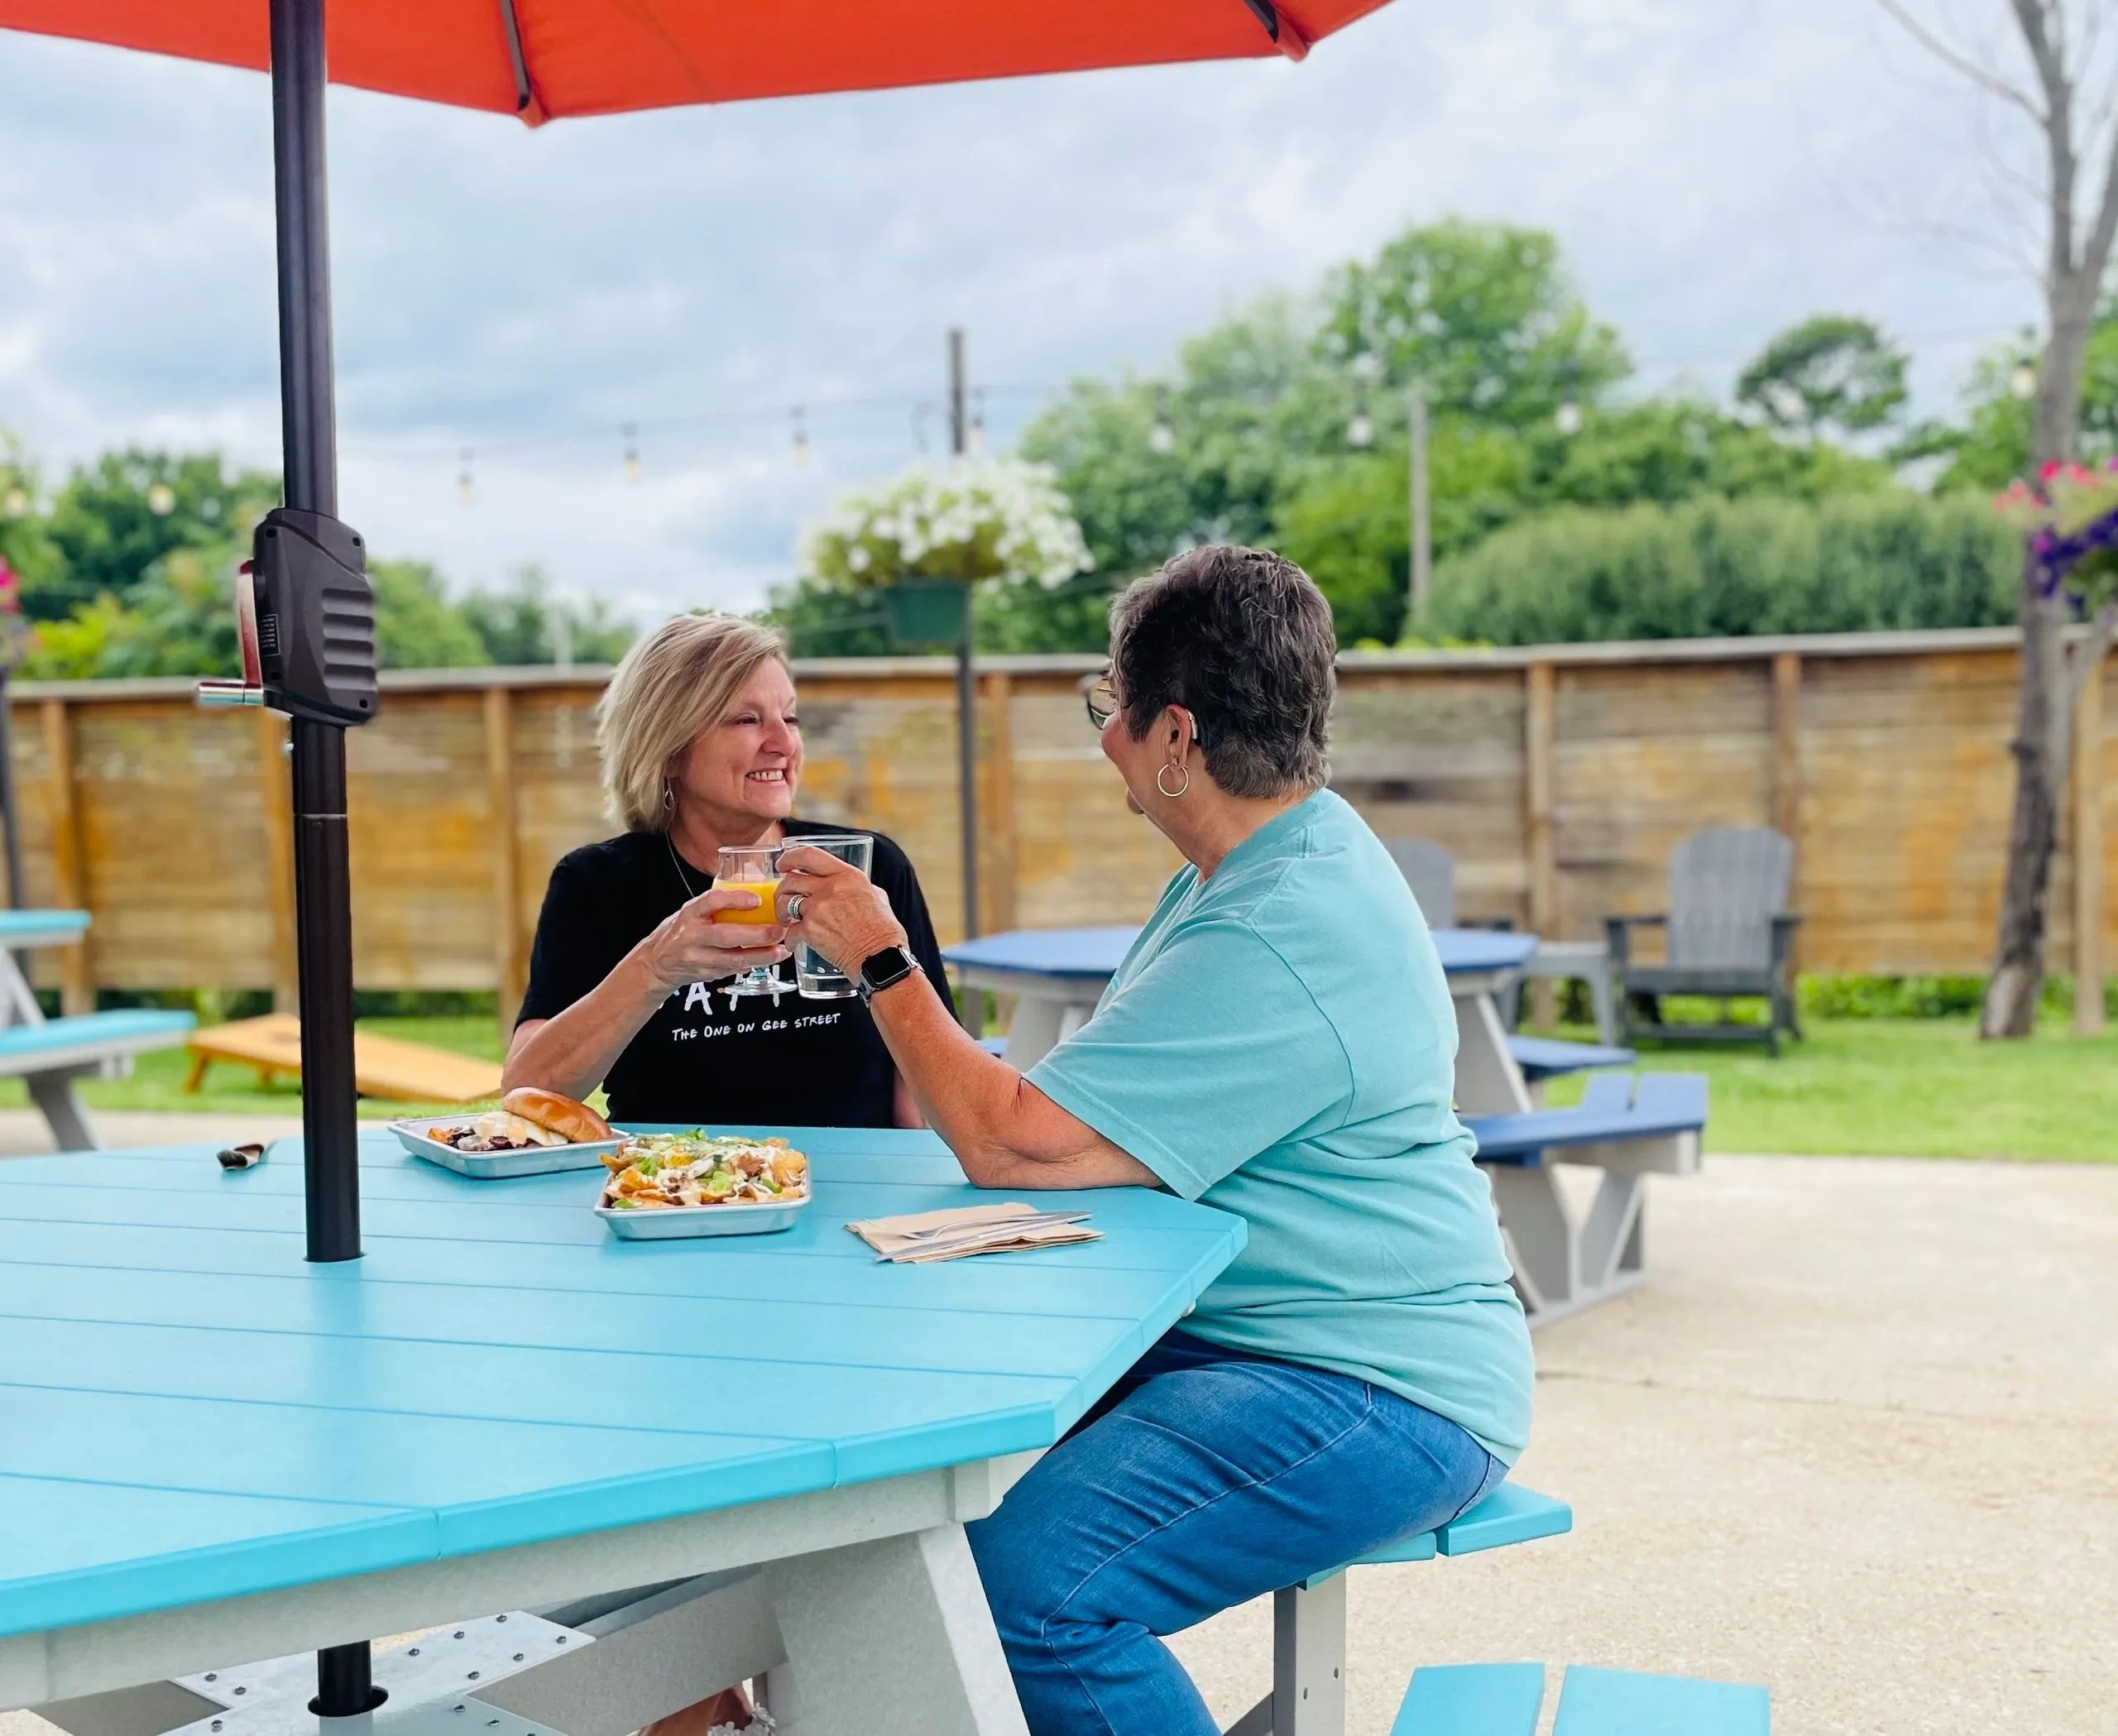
[860,947,915,993]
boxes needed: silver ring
[784,892,807,924]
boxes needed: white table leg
[28,1070,98,1153]
[1486,1165,1574,1324]
[999,995,1067,1070]
[764,1523,1027,1736]
[1588,964,1618,1047]
[1451,990,1531,1115]
[1269,1575,1345,1736]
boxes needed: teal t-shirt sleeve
[1025,919,1353,1201]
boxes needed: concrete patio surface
[2,1118,2111,1735]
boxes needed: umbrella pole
[268,0,379,1710]
[269,0,362,1270]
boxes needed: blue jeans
[966,1329,1505,1736]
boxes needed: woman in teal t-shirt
[781,545,1534,1736]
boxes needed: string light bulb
[1555,400,1584,437]
[146,482,176,516]
[1148,386,1176,455]
[791,407,809,467]
[1346,386,1375,450]
[457,448,475,506]
[622,422,641,482]
[1,487,26,519]
[2010,362,2039,401]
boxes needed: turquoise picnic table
[0,1124,1243,1734]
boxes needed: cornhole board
[184,1014,501,1104]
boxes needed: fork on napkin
[847,1201,1100,1263]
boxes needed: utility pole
[947,328,980,958]
[1407,381,1430,619]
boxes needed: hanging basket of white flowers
[798,456,1094,645]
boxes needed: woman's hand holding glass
[640,887,791,993]
[775,845,906,978]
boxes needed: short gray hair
[597,615,788,832]
[1109,545,1336,798]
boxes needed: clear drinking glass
[712,842,788,1000]
[792,833,875,999]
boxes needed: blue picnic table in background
[0,908,194,1151]
[946,925,1538,1070]
[0,1125,1243,1731]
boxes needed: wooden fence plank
[1524,661,1556,1023]
[39,699,92,1014]
[485,686,526,1038]
[255,709,299,1011]
[1772,650,1804,971]
[980,673,1018,936]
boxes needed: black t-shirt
[516,820,954,1129]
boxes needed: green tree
[1903,310,2118,492]
[1531,399,1890,508]
[459,565,635,665]
[0,434,61,595]
[1022,221,1633,643]
[1318,218,1631,423]
[1735,315,1910,439]
[371,560,491,669]
[1273,425,1526,645]
[40,448,278,621]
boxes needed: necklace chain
[666,832,702,902]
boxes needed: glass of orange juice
[713,843,786,999]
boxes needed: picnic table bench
[1394,1662,1769,1735]
[0,910,194,1151]
[184,1011,503,1103]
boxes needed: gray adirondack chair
[1605,826,1802,1054]
[1383,837,1459,929]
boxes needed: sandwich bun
[500,1086,614,1145]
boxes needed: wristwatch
[855,945,919,1004]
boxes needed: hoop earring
[1156,762,1190,799]
[662,784,676,816]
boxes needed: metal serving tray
[594,1191,810,1240]
[391,1119,623,1179]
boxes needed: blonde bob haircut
[597,614,789,833]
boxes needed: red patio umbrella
[5,1,1394,117]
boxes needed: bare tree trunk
[1984,592,2069,1035]
[1980,272,2096,1039]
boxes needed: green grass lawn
[1536,1014,2117,1162]
[1,1009,2108,1163]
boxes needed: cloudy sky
[0,1,2061,621]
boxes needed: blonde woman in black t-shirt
[503,614,952,1132]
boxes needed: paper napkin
[846,1201,1100,1263]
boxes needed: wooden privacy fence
[2,626,2110,1028]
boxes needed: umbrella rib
[1237,0,1312,60]
[495,0,540,118]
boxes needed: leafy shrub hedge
[1417,492,2020,645]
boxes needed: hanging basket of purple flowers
[1996,460,2118,611]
